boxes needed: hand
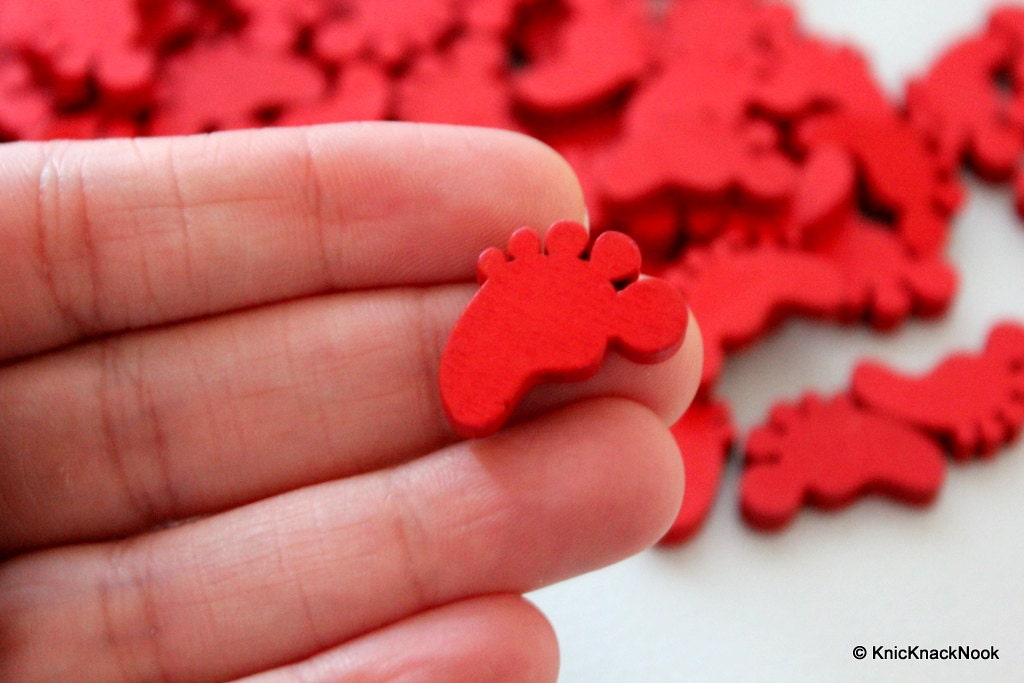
[0,123,701,682]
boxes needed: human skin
[0,122,701,682]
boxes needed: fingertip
[235,595,560,683]
[419,124,588,241]
[520,398,687,557]
[625,400,687,546]
[455,397,686,580]
[379,594,561,683]
[492,129,589,228]
[477,594,561,683]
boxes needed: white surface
[529,3,1024,681]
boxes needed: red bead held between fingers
[439,221,688,439]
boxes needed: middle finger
[0,286,700,551]
[0,398,683,683]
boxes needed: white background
[530,2,1024,681]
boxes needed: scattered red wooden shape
[645,50,758,123]
[0,57,53,140]
[717,205,795,246]
[599,97,796,206]
[0,0,155,107]
[137,0,208,49]
[660,398,734,544]
[678,201,730,244]
[753,35,891,121]
[660,0,794,64]
[230,0,325,51]
[988,4,1024,133]
[784,144,857,246]
[990,4,1024,39]
[276,62,392,127]
[741,393,946,530]
[905,32,1023,180]
[502,0,572,68]
[439,220,689,439]
[613,194,682,260]
[813,216,958,330]
[511,0,652,115]
[591,47,777,211]
[39,109,139,141]
[529,97,626,235]
[852,322,1024,460]
[799,112,963,257]
[555,143,615,239]
[0,54,139,142]
[459,0,537,35]
[620,200,776,254]
[149,38,325,135]
[314,0,459,67]
[395,32,519,130]
[657,241,846,389]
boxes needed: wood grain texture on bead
[440,221,688,439]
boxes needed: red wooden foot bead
[660,398,734,544]
[741,393,946,531]
[852,322,1024,459]
[440,221,689,439]
[658,240,847,389]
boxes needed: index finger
[0,123,585,360]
